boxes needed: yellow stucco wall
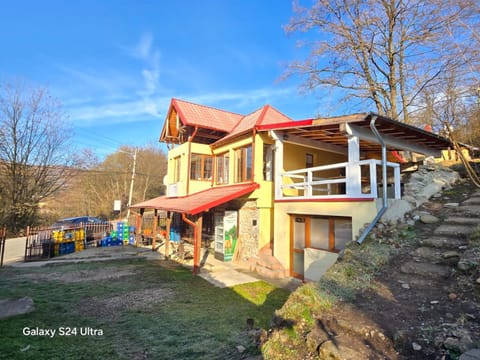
[167,143,189,196]
[167,142,213,196]
[282,143,347,196]
[273,200,379,269]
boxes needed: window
[295,215,352,252]
[263,144,273,181]
[306,153,314,168]
[190,154,212,181]
[173,156,181,182]
[235,145,252,183]
[215,152,229,184]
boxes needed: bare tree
[0,82,76,231]
[285,0,479,122]
[53,145,167,220]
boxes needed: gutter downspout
[182,213,199,274]
[357,115,388,245]
[251,129,256,182]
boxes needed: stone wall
[381,164,460,223]
[238,200,259,260]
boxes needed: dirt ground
[264,180,479,360]
[321,183,479,359]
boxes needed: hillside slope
[262,170,480,360]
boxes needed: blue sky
[0,0,339,157]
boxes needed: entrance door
[291,216,306,278]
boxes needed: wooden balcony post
[152,209,158,251]
[135,209,144,246]
[193,215,203,275]
[165,213,172,259]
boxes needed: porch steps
[247,246,288,279]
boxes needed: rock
[401,283,410,289]
[412,342,422,351]
[318,340,358,359]
[448,293,458,300]
[458,260,478,272]
[444,330,474,353]
[236,345,246,353]
[420,214,440,224]
[445,202,460,207]
[400,261,451,278]
[476,278,480,285]
[460,348,480,360]
[0,297,34,320]
[442,251,461,259]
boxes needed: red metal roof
[130,183,260,215]
[213,105,293,146]
[172,98,243,133]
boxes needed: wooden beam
[283,132,348,155]
[152,209,158,251]
[194,215,203,275]
[135,209,144,247]
[341,123,441,157]
[165,214,171,259]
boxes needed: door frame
[289,215,310,279]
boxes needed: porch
[278,159,401,201]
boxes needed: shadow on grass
[0,257,291,360]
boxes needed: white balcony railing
[278,159,401,200]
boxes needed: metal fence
[24,222,113,262]
[0,227,6,267]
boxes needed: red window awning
[130,183,259,215]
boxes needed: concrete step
[443,216,479,226]
[400,261,451,278]
[433,224,475,237]
[461,197,480,206]
[419,237,468,249]
[454,205,480,216]
[411,247,460,266]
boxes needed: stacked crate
[74,228,85,252]
[128,226,135,245]
[52,230,78,256]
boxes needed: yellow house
[131,99,451,281]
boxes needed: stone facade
[238,199,259,260]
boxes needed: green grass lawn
[0,259,290,360]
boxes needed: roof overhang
[259,113,452,157]
[130,183,260,215]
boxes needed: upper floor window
[173,156,181,182]
[215,152,229,185]
[235,145,252,183]
[190,154,212,181]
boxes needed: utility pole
[126,147,138,220]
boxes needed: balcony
[278,159,401,201]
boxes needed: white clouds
[132,32,161,97]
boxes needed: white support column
[306,170,313,197]
[394,165,401,199]
[271,131,284,200]
[346,135,362,196]
[369,161,377,198]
